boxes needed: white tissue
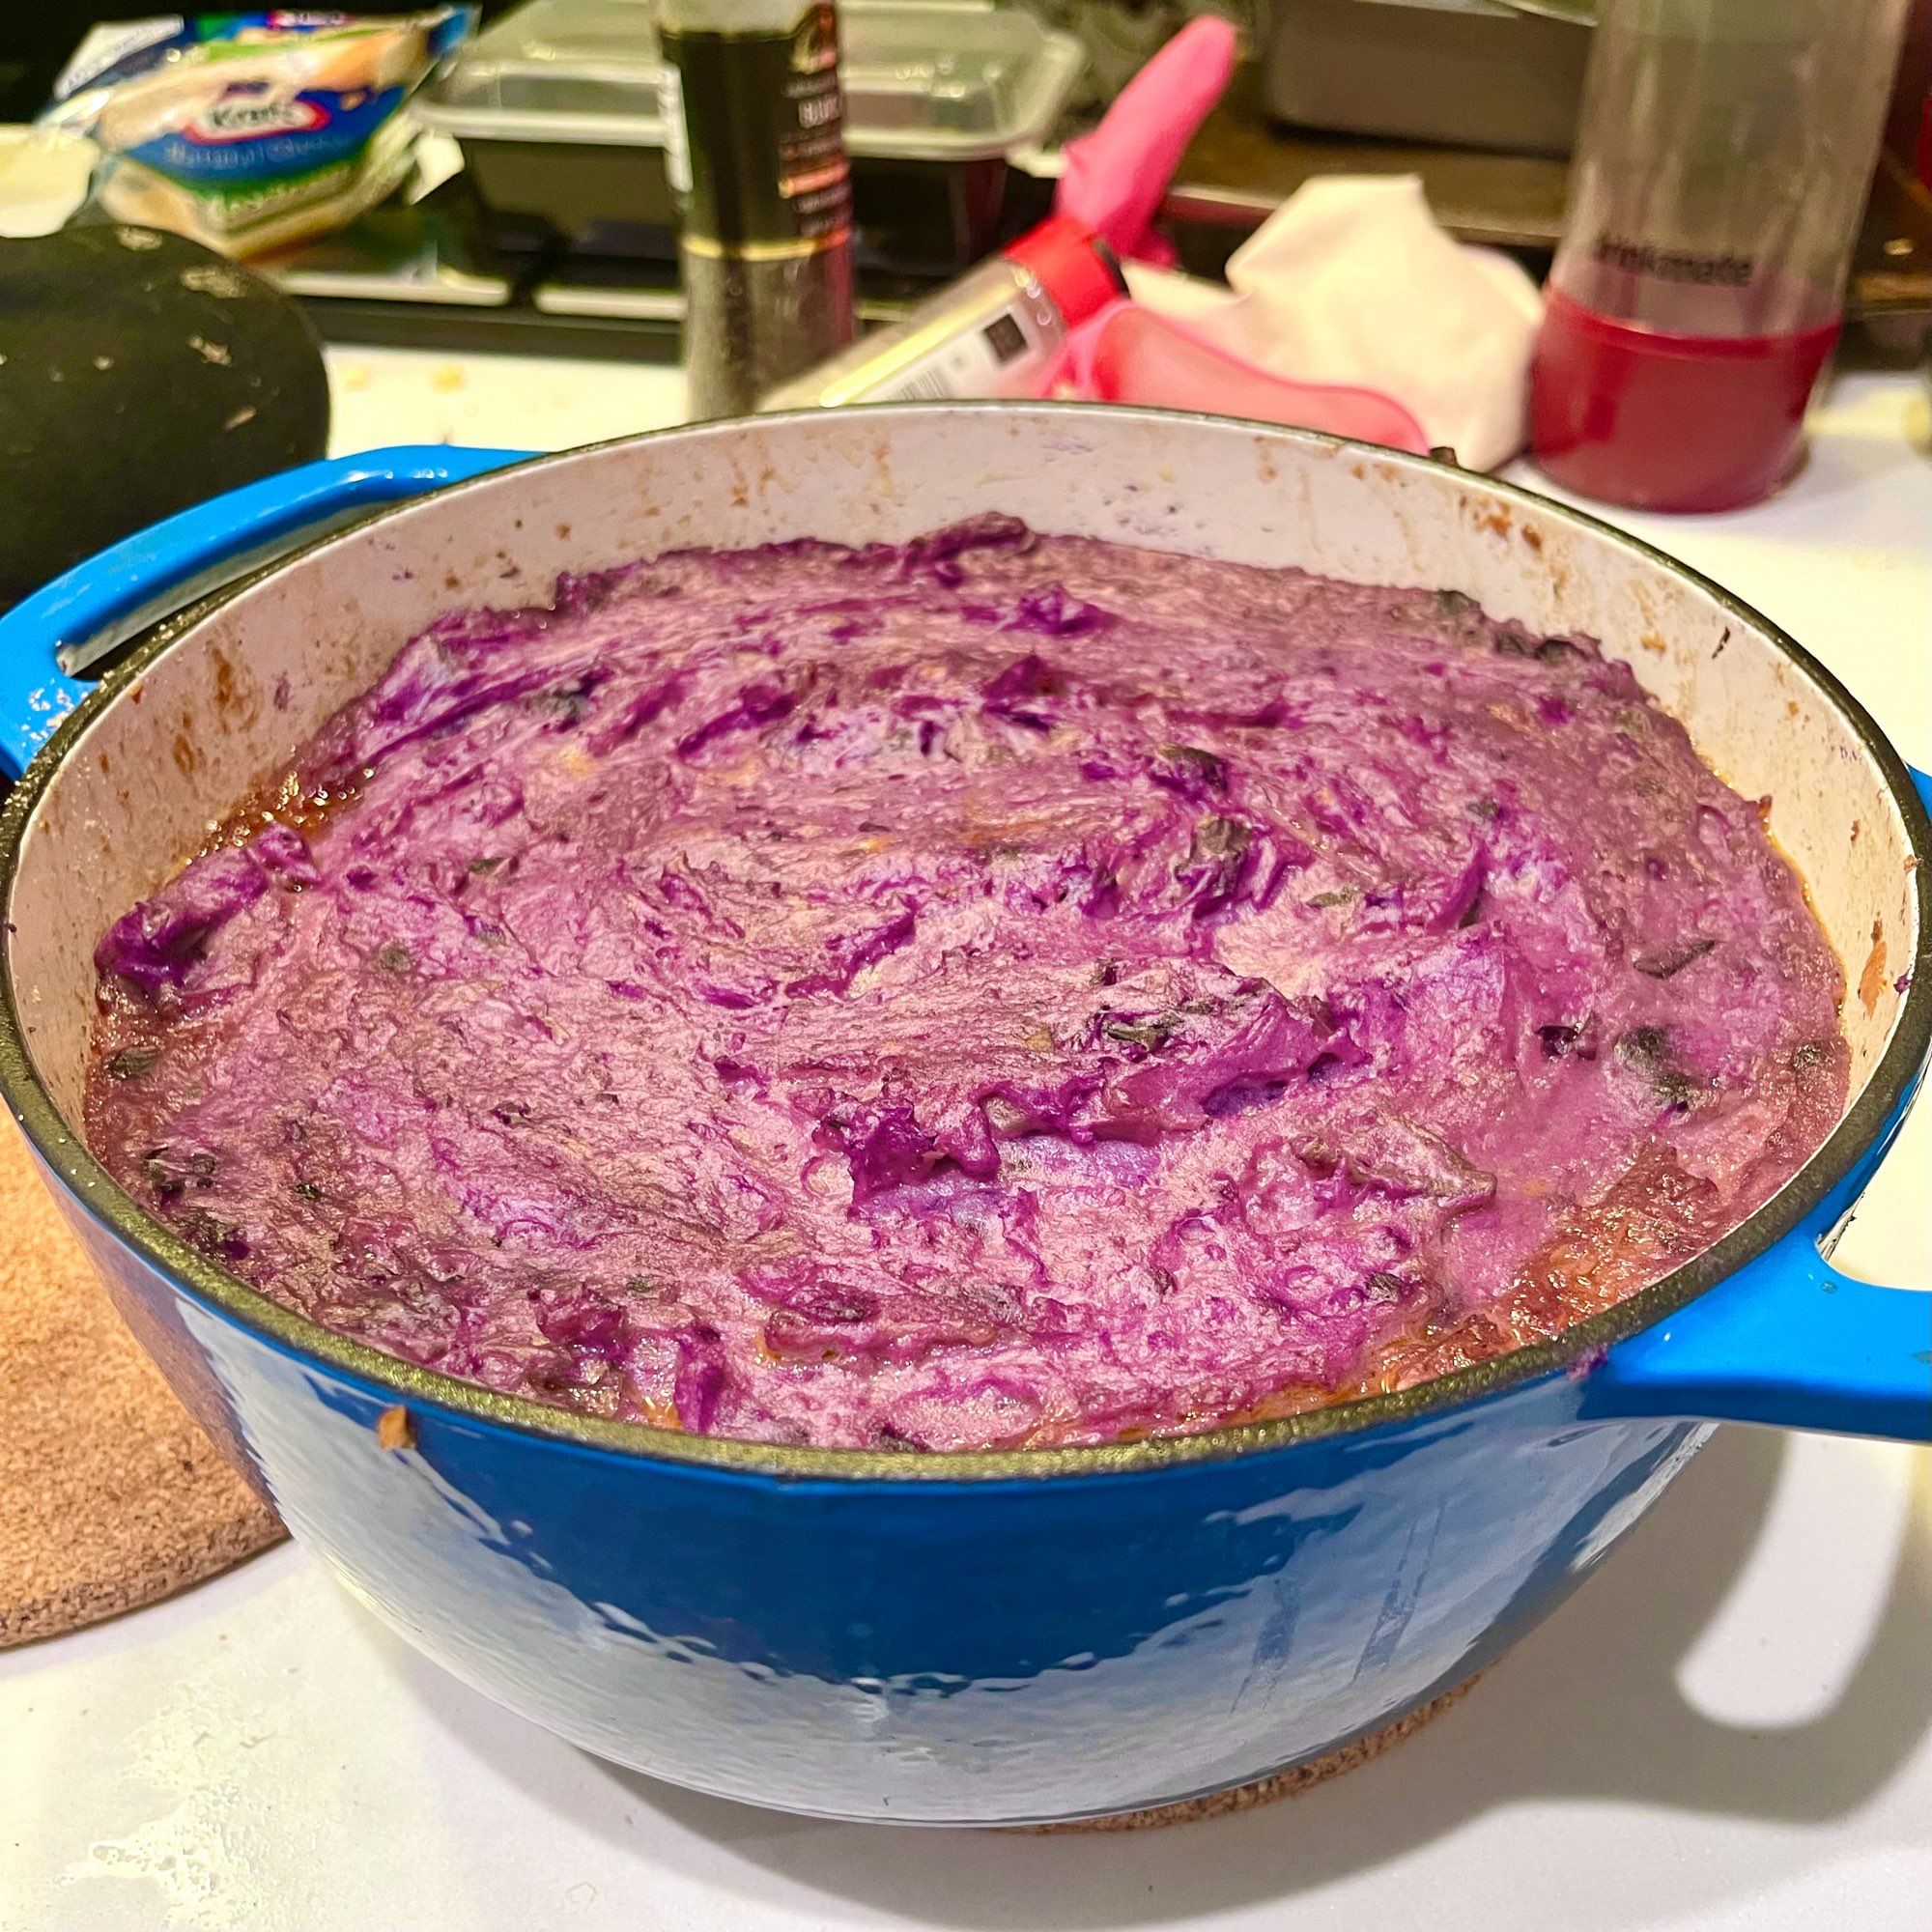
[1128,176,1544,471]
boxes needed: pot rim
[3,402,1928,1483]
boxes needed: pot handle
[0,444,527,781]
[1589,763,1931,1444]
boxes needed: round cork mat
[1028,1676,1481,1833]
[0,1113,284,1647]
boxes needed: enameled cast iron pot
[2,408,1927,1826]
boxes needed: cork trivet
[1029,1675,1480,1833]
[0,1114,283,1648]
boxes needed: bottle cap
[1005,215,1128,327]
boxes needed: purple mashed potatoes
[86,517,1847,1450]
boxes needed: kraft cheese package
[43,11,473,259]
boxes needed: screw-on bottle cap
[1004,215,1128,327]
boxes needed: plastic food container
[1263,0,1593,159]
[419,0,1083,270]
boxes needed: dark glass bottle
[657,0,858,417]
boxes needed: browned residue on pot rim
[1859,919,1889,1015]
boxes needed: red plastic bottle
[1530,0,1908,514]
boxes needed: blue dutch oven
[1,409,1926,1825]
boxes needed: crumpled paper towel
[1078,175,1545,470]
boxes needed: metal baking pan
[1263,0,1592,159]
[419,0,1083,270]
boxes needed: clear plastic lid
[420,0,1084,161]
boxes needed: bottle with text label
[759,214,1126,410]
[1530,0,1911,512]
[658,0,857,418]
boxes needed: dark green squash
[0,223,328,611]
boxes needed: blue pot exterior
[44,1154,1708,1825]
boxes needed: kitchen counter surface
[2,353,1926,1932]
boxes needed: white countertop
[3,354,1926,1932]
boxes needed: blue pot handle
[0,444,528,781]
[1590,767,1931,1444]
